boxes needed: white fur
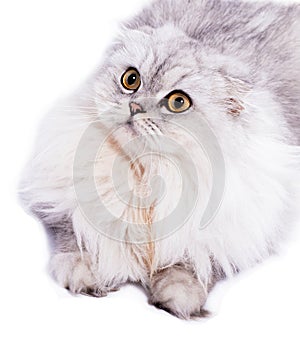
[20,2,300,295]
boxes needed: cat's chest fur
[86,130,206,275]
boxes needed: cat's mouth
[126,117,163,136]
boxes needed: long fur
[19,0,300,316]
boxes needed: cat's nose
[129,102,146,116]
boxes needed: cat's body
[20,0,300,319]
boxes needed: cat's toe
[79,285,121,298]
[79,287,108,298]
[149,265,208,319]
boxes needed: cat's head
[93,23,252,147]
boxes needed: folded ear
[223,74,252,117]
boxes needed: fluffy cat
[20,0,300,319]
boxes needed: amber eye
[121,68,141,91]
[165,91,192,113]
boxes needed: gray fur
[125,0,300,142]
[31,204,78,254]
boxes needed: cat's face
[93,24,249,147]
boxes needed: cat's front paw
[49,252,113,297]
[149,265,209,319]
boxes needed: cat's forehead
[112,25,201,91]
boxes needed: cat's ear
[118,25,152,40]
[138,25,155,35]
[205,53,252,117]
[222,72,252,117]
[109,27,152,57]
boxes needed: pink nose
[129,102,145,116]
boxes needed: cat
[19,0,300,319]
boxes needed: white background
[0,0,299,338]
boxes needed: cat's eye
[163,91,192,113]
[121,68,141,91]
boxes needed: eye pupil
[127,74,137,86]
[174,97,184,109]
